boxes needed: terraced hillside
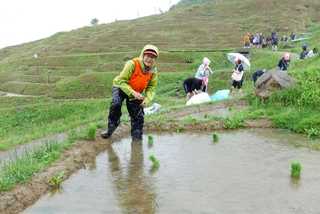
[0,0,319,98]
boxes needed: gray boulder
[255,69,295,99]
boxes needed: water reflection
[107,142,157,214]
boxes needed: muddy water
[0,133,66,163]
[24,129,320,214]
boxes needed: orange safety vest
[128,58,153,93]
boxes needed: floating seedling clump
[291,161,302,178]
[148,135,154,147]
[212,133,219,143]
[149,155,160,169]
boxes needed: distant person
[307,47,318,58]
[250,34,254,45]
[243,33,251,48]
[312,48,318,55]
[271,32,279,51]
[290,32,296,41]
[266,36,272,48]
[262,37,268,48]
[258,33,264,48]
[231,58,244,90]
[183,77,204,100]
[282,35,289,46]
[278,53,290,71]
[252,69,266,84]
[101,45,159,141]
[253,33,260,48]
[300,44,309,59]
[195,57,213,92]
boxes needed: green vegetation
[0,141,70,191]
[86,124,97,141]
[244,54,320,137]
[291,161,302,178]
[148,135,154,147]
[149,155,160,169]
[0,127,89,192]
[223,117,244,129]
[48,171,65,189]
[1,0,319,64]
[0,98,107,150]
[212,133,219,143]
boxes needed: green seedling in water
[149,155,160,169]
[87,124,97,140]
[291,161,302,178]
[212,133,219,143]
[176,127,184,133]
[148,135,154,147]
[48,171,65,189]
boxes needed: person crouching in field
[278,52,290,71]
[101,45,159,141]
[183,77,204,100]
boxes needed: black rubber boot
[100,129,112,139]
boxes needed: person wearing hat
[101,45,159,141]
[271,32,278,51]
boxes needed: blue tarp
[211,90,230,102]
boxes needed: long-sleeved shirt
[113,59,158,105]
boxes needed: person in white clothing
[195,57,213,92]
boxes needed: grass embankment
[0,98,107,150]
[0,139,73,191]
[218,27,320,139]
[244,55,320,138]
[0,126,97,191]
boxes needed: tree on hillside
[90,18,99,26]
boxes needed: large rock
[255,69,295,99]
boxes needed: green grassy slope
[0,0,319,97]
[1,0,320,61]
